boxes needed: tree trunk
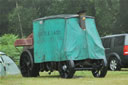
[16,1,24,37]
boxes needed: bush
[0,34,23,65]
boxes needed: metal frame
[34,14,94,21]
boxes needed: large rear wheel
[58,60,75,78]
[20,50,39,77]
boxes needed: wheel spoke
[64,72,68,78]
[110,59,118,71]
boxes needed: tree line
[0,0,128,37]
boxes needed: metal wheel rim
[92,68,102,77]
[59,61,75,78]
[60,63,70,78]
[110,59,117,71]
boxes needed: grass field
[1,70,128,85]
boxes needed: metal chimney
[78,11,86,30]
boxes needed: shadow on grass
[120,70,128,71]
[108,68,128,71]
[73,76,85,79]
[121,68,128,71]
[38,75,60,78]
[38,75,85,79]
[107,69,128,71]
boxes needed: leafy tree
[119,0,128,33]
[8,0,38,37]
[0,34,22,64]
[0,0,15,36]
[0,0,127,37]
[94,0,120,36]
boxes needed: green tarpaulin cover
[33,15,105,63]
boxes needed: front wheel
[92,60,108,78]
[58,60,75,78]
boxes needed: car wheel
[109,57,120,71]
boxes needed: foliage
[8,3,38,36]
[0,0,128,36]
[0,34,22,64]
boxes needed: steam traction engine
[14,13,107,78]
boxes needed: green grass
[1,71,128,85]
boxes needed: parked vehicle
[14,13,107,78]
[101,34,128,71]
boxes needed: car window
[114,36,124,47]
[103,38,111,48]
